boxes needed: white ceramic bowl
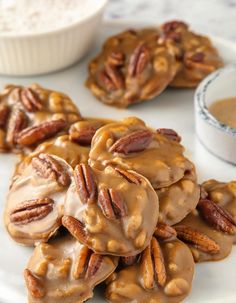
[0,0,107,76]
[195,64,236,165]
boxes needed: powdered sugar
[0,0,94,34]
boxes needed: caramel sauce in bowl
[195,64,236,165]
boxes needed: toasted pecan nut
[156,128,181,142]
[74,164,97,204]
[73,246,91,279]
[20,88,43,112]
[104,64,124,90]
[115,167,141,185]
[197,199,236,234]
[175,225,220,254]
[110,129,153,154]
[128,43,150,77]
[98,188,127,220]
[155,223,177,239]
[121,255,138,266]
[6,109,27,146]
[32,153,71,187]
[85,253,103,278]
[62,215,87,244]
[10,198,54,225]
[108,52,125,66]
[151,237,167,287]
[17,119,66,146]
[24,269,45,299]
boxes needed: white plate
[0,21,236,303]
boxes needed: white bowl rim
[0,0,108,39]
[195,63,236,137]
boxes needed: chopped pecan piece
[189,52,205,63]
[74,164,96,204]
[24,269,45,298]
[62,216,87,243]
[20,88,42,112]
[109,129,153,154]
[155,223,177,239]
[17,119,66,146]
[32,153,71,187]
[140,237,166,289]
[200,186,208,199]
[175,225,220,254]
[10,198,54,225]
[197,199,236,235]
[98,188,127,220]
[85,253,103,278]
[115,167,141,185]
[108,52,125,66]
[156,128,181,142]
[0,104,10,128]
[128,43,150,77]
[6,109,27,146]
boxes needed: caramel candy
[0,84,81,153]
[4,153,73,246]
[174,209,235,262]
[62,164,159,256]
[89,117,195,189]
[106,236,194,303]
[202,179,236,221]
[24,234,118,303]
[159,21,223,88]
[86,28,179,107]
[157,169,200,225]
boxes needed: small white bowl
[195,64,236,165]
[0,0,107,76]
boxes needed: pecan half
[155,223,177,239]
[20,88,42,112]
[140,237,166,289]
[17,119,66,146]
[24,269,45,298]
[128,43,150,77]
[6,109,27,146]
[175,225,220,254]
[74,164,96,204]
[107,52,125,66]
[69,121,103,145]
[115,167,141,185]
[109,129,153,154]
[73,246,91,279]
[98,188,127,220]
[85,253,103,278]
[62,216,87,243]
[104,64,124,90]
[197,199,236,235]
[0,104,10,128]
[32,153,70,187]
[156,128,181,142]
[10,198,54,225]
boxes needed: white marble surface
[105,0,236,42]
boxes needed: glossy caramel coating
[159,21,223,88]
[0,84,81,153]
[25,234,118,303]
[64,165,159,256]
[4,154,73,246]
[87,28,178,107]
[89,117,195,189]
[106,238,194,303]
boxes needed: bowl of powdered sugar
[0,0,107,75]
